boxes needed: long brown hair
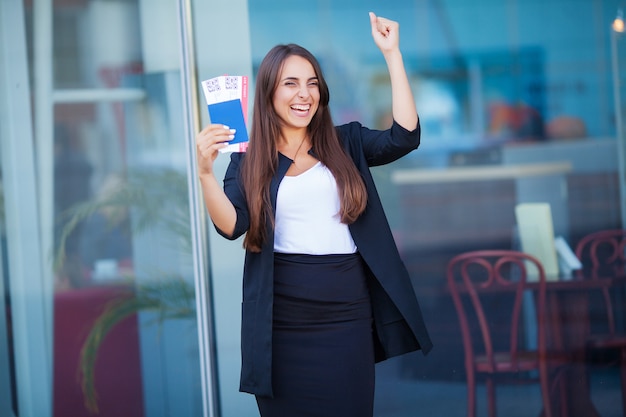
[241,44,367,252]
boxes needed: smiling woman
[195,12,431,417]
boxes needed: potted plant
[55,167,197,413]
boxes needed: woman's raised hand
[369,12,418,131]
[369,12,400,54]
[196,124,235,175]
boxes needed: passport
[201,75,249,153]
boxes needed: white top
[274,161,357,254]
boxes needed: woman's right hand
[196,124,236,175]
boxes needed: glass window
[3,0,625,416]
[0,160,17,417]
[206,1,626,416]
[47,1,205,414]
[3,1,209,416]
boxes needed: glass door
[1,0,219,416]
[1,1,51,416]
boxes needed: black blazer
[217,120,432,397]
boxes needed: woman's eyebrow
[281,76,319,82]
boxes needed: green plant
[80,277,195,413]
[55,167,197,413]
[55,168,192,270]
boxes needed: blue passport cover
[207,99,249,144]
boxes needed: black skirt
[256,252,375,417]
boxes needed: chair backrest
[575,229,626,280]
[574,229,626,336]
[446,250,547,372]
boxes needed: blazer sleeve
[214,152,250,240]
[338,119,420,167]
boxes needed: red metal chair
[575,229,626,416]
[446,250,569,417]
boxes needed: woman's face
[272,55,320,136]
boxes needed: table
[539,277,626,417]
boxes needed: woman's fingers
[198,124,236,146]
[369,12,397,35]
[196,124,236,157]
[369,12,399,51]
[196,124,236,174]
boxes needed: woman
[196,12,432,417]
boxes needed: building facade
[1,0,625,416]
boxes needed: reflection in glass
[243,2,626,416]
[36,1,204,416]
[51,90,202,415]
[0,156,18,417]
[55,165,197,415]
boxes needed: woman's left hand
[368,11,418,131]
[369,12,400,54]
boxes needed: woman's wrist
[382,47,402,61]
[198,171,217,183]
